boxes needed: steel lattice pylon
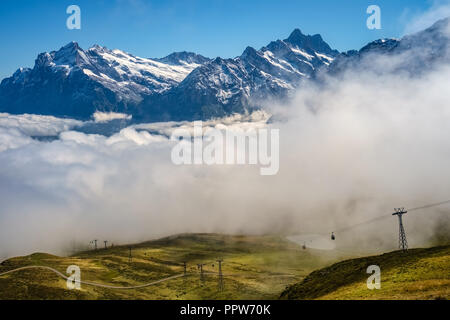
[392,208,408,251]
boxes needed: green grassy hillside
[0,234,348,300]
[281,245,450,300]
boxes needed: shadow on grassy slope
[280,245,450,300]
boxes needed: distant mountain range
[1,17,449,122]
[328,17,450,76]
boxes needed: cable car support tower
[393,208,408,252]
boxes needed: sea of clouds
[1,6,450,259]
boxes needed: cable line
[408,199,450,212]
[329,198,450,236]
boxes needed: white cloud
[403,0,450,35]
[0,113,81,137]
[93,111,132,123]
[0,127,34,152]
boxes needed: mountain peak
[241,46,258,58]
[89,44,106,52]
[285,29,339,56]
[33,41,91,70]
[288,28,304,39]
[62,41,80,50]
[52,41,90,67]
[156,51,210,66]
[286,28,308,46]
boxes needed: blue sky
[0,0,447,80]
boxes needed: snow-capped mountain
[138,29,339,121]
[1,18,449,122]
[84,45,209,96]
[0,29,338,121]
[0,42,209,119]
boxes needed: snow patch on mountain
[82,45,209,101]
